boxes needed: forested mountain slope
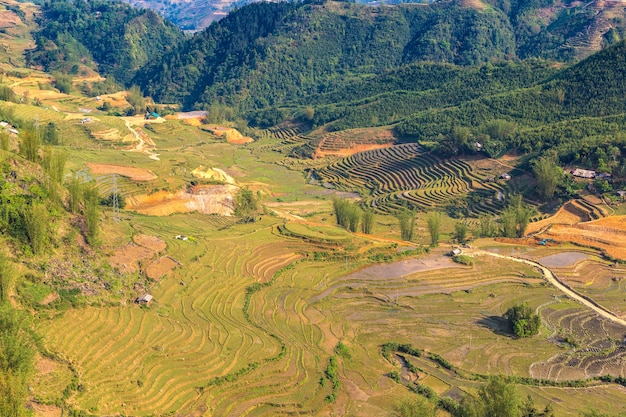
[26,0,184,85]
[134,0,518,111]
[27,0,626,114]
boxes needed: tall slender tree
[427,212,442,246]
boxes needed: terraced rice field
[313,128,395,158]
[41,216,319,415]
[536,252,626,319]
[532,307,626,380]
[37,210,626,416]
[543,215,626,260]
[314,143,527,215]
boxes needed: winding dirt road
[124,119,160,161]
[468,249,626,327]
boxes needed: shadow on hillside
[476,316,513,337]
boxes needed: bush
[452,255,475,266]
[504,302,541,338]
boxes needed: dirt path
[468,249,626,327]
[124,119,160,161]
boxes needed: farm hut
[136,293,153,304]
[450,248,462,256]
[500,173,511,180]
[617,190,626,201]
[596,173,612,180]
[572,168,596,179]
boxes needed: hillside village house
[571,168,596,179]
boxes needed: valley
[1,1,626,416]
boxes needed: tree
[126,85,145,115]
[455,221,468,243]
[0,305,35,417]
[42,147,67,184]
[476,377,522,417]
[458,377,522,417]
[43,122,59,145]
[500,195,534,238]
[83,183,100,245]
[500,207,518,238]
[396,397,437,417]
[521,395,555,417]
[52,72,72,94]
[361,209,375,234]
[397,208,416,241]
[504,303,541,338]
[532,155,563,200]
[22,202,49,254]
[347,205,360,233]
[19,129,40,163]
[234,187,258,220]
[427,212,442,246]
[0,131,9,151]
[302,107,315,122]
[0,253,15,305]
[476,215,497,237]
[483,119,517,142]
[66,175,84,214]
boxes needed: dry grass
[87,163,158,181]
[543,215,626,260]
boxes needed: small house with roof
[135,294,153,304]
[572,169,596,179]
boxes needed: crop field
[5,74,622,416]
[312,127,396,158]
[37,207,626,416]
[542,215,626,260]
[314,143,531,215]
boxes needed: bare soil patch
[133,234,166,252]
[460,0,487,9]
[177,111,206,120]
[39,292,59,306]
[28,402,62,417]
[36,357,56,375]
[0,9,22,27]
[87,163,157,181]
[109,243,154,273]
[126,185,237,216]
[145,256,179,281]
[204,124,253,144]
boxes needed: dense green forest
[27,0,184,85]
[30,0,625,111]
[23,0,626,173]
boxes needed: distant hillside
[26,0,184,85]
[119,0,253,31]
[135,0,517,110]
